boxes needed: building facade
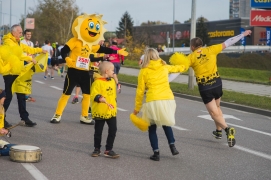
[230,0,251,19]
[133,18,267,46]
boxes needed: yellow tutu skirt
[141,100,176,127]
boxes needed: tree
[174,20,181,24]
[196,16,210,45]
[184,17,208,23]
[20,0,79,44]
[141,21,168,26]
[184,18,191,23]
[116,11,134,38]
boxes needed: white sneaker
[50,114,61,123]
[80,115,95,125]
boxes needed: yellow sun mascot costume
[50,13,128,124]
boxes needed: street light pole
[9,0,12,28]
[173,0,175,52]
[188,0,196,90]
[24,0,26,30]
[0,1,2,37]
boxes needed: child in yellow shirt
[90,61,119,158]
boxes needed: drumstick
[6,121,25,130]
[105,102,114,109]
[5,121,25,138]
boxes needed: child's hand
[99,96,106,103]
[0,128,8,135]
[117,83,121,93]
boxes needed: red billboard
[250,10,271,27]
[25,18,35,29]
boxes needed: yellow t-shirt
[65,38,100,71]
[187,44,222,79]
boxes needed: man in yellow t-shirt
[187,30,252,147]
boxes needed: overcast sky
[1,0,229,31]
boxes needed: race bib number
[76,56,90,70]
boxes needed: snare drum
[9,145,42,163]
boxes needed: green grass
[123,59,271,85]
[218,67,271,84]
[118,73,271,111]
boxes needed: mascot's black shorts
[63,68,90,95]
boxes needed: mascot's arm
[92,45,117,54]
[89,54,103,62]
[61,45,73,67]
[61,45,70,60]
[21,43,42,55]
[92,45,129,56]
[134,70,146,111]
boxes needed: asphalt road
[0,74,270,180]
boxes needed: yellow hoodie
[134,59,187,111]
[0,33,42,75]
[90,73,117,119]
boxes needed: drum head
[11,145,40,151]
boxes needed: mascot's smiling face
[80,17,101,42]
[73,14,107,46]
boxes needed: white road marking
[34,80,44,84]
[198,114,242,121]
[21,163,48,180]
[117,108,127,111]
[226,122,271,137]
[232,145,271,161]
[173,125,189,131]
[50,86,63,91]
[200,117,271,137]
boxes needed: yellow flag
[34,53,48,73]
[11,53,48,94]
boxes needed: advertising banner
[240,28,246,46]
[267,27,271,46]
[251,0,271,9]
[25,18,35,29]
[250,10,271,26]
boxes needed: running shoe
[226,127,236,147]
[50,114,61,123]
[91,148,101,157]
[212,130,222,139]
[72,97,79,104]
[104,150,120,158]
[80,115,95,125]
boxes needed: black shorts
[58,58,66,64]
[200,85,223,104]
[51,57,59,66]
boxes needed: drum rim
[10,144,41,150]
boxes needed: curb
[120,81,271,117]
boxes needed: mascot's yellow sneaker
[51,114,61,123]
[80,115,95,125]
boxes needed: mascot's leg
[50,94,70,123]
[80,94,94,125]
